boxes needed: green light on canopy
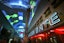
[30,1,33,5]
[32,9,34,18]
[32,12,34,18]
[6,15,10,20]
[30,1,36,6]
[11,14,18,18]
[14,20,19,23]
[10,20,19,25]
[10,22,14,25]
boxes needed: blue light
[18,16,23,20]
[14,22,25,26]
[18,12,23,16]
[18,12,23,20]
[22,23,25,26]
[19,34,24,38]
[18,26,24,28]
[28,12,32,26]
[2,10,7,16]
[13,22,25,30]
[9,1,28,8]
[18,29,25,32]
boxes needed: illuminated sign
[41,12,60,29]
[50,12,60,25]
[43,12,60,26]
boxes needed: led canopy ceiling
[1,0,30,9]
[9,1,29,8]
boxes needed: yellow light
[38,37,42,40]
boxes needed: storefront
[30,25,64,43]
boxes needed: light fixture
[38,37,42,40]
[18,16,23,20]
[19,26,24,28]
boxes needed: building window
[39,16,43,23]
[58,12,64,21]
[37,20,39,26]
[44,8,51,17]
